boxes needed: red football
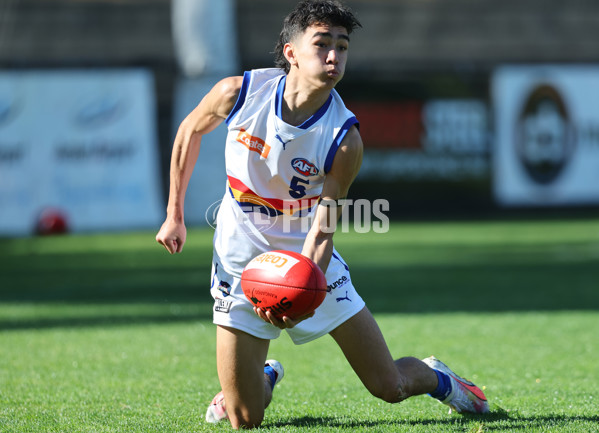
[241,250,327,320]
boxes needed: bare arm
[156,76,243,254]
[301,125,363,272]
[256,126,363,329]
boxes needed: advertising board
[493,65,599,206]
[0,69,163,235]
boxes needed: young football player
[156,0,489,429]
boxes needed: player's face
[289,23,350,88]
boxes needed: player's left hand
[253,307,314,329]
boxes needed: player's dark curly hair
[274,0,362,74]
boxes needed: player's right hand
[253,307,315,329]
[156,219,186,254]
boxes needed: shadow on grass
[2,232,598,331]
[0,304,214,331]
[265,411,599,430]
[346,260,599,313]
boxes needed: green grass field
[1,219,598,432]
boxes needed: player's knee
[368,377,410,403]
[367,383,402,404]
[231,419,264,430]
[229,414,264,430]
[229,410,264,430]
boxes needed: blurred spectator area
[4,0,596,106]
[0,0,173,65]
[238,0,599,74]
[2,0,599,72]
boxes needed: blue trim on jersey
[300,94,333,129]
[239,202,281,217]
[211,263,218,288]
[324,116,359,173]
[225,71,251,125]
[275,75,333,130]
[275,75,285,119]
[228,186,283,217]
[332,252,350,271]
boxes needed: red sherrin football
[241,250,327,320]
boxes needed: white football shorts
[210,252,365,345]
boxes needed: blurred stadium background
[1,0,599,236]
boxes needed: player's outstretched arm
[156,76,243,254]
[302,126,363,272]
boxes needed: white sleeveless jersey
[213,68,358,276]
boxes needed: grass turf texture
[1,219,598,432]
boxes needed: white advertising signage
[0,69,163,235]
[493,65,599,206]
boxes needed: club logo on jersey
[236,129,271,158]
[291,158,319,176]
[217,280,232,297]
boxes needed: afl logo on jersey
[515,84,576,185]
[291,158,319,177]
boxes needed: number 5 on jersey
[289,176,309,199]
